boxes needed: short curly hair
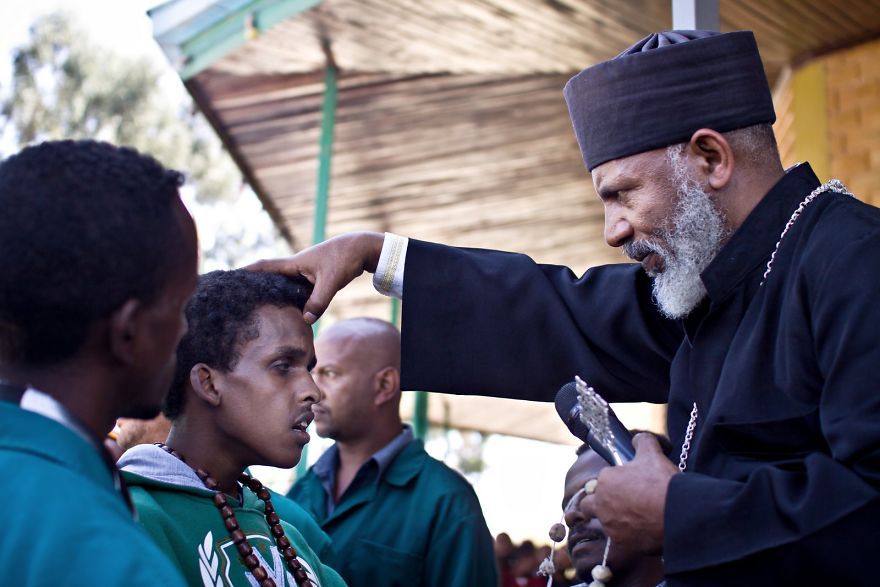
[164,269,313,420]
[0,140,187,365]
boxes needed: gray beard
[624,153,730,319]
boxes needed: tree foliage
[2,12,239,203]
[1,12,289,266]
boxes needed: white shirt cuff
[372,232,408,299]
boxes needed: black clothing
[400,164,880,585]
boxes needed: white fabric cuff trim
[372,232,408,298]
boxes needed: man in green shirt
[289,318,498,587]
[0,140,195,586]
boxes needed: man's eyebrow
[597,175,635,198]
[272,345,307,360]
[597,185,618,200]
[272,345,317,370]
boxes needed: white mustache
[623,239,669,264]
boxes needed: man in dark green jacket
[288,318,498,587]
[0,140,195,586]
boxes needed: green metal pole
[390,298,428,439]
[295,62,337,480]
[390,297,400,326]
[312,63,337,246]
[412,391,428,440]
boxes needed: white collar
[20,386,94,444]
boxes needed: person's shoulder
[819,191,880,224]
[272,489,331,545]
[2,474,186,585]
[0,404,110,483]
[3,527,186,587]
[792,193,880,280]
[274,518,343,587]
[412,446,480,496]
[271,489,317,524]
[286,467,323,504]
[6,445,127,520]
[71,524,187,586]
[128,482,168,517]
[126,474,217,551]
[812,192,880,243]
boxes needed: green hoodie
[120,444,345,587]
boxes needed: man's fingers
[244,232,382,323]
[245,258,304,277]
[301,290,332,325]
[244,258,280,273]
[578,493,599,521]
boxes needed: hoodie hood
[118,443,205,491]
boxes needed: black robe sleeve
[399,239,681,402]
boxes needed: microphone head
[555,381,590,441]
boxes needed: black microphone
[555,380,635,465]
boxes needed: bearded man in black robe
[254,30,880,585]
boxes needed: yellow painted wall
[773,38,880,205]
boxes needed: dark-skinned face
[591,148,681,274]
[562,450,644,582]
[211,305,320,468]
[311,332,380,442]
[122,196,198,419]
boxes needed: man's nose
[604,207,633,248]
[563,489,586,527]
[300,375,322,404]
[309,372,327,401]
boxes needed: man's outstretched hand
[247,231,385,324]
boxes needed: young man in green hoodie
[119,269,345,587]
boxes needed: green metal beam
[390,297,400,326]
[178,0,322,80]
[313,62,337,246]
[390,295,429,439]
[295,61,337,480]
[412,391,429,440]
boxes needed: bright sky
[0,0,578,544]
[0,1,164,76]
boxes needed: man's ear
[374,366,401,407]
[108,298,144,366]
[687,128,734,191]
[189,363,222,407]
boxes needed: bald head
[312,318,402,442]
[318,318,400,372]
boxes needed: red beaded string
[156,444,313,587]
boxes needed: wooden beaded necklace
[156,444,314,587]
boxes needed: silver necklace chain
[677,179,854,472]
[677,402,699,471]
[760,179,854,285]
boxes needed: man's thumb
[302,287,333,325]
[632,432,662,457]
